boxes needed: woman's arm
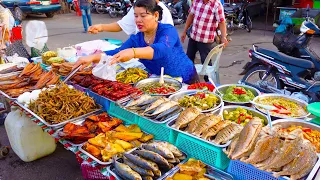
[105,34,136,56]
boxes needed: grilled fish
[144,101,178,117]
[114,159,142,180]
[172,107,201,129]
[153,141,183,157]
[124,153,159,171]
[185,114,208,133]
[134,149,170,169]
[142,143,175,159]
[273,141,317,179]
[229,118,263,160]
[193,115,222,136]
[290,150,318,180]
[123,158,154,177]
[213,123,243,145]
[244,135,281,164]
[201,120,231,140]
[141,176,153,180]
[144,97,169,113]
[260,131,304,171]
[125,94,153,108]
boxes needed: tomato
[187,83,215,92]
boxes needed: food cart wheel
[0,146,9,159]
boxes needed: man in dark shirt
[79,0,92,32]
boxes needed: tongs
[63,65,82,83]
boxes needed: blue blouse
[105,23,195,83]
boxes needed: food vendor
[74,0,199,84]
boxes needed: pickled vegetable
[116,68,148,84]
[139,82,179,95]
[222,86,255,102]
[178,92,220,111]
[223,107,266,126]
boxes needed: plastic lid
[307,102,320,117]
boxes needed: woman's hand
[180,32,187,43]
[73,54,101,70]
[88,24,103,34]
[110,49,135,65]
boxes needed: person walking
[88,0,173,35]
[181,0,227,82]
[79,0,92,32]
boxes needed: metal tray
[107,146,188,180]
[272,119,320,132]
[0,90,17,100]
[166,114,232,148]
[134,77,183,96]
[220,105,268,125]
[169,90,223,113]
[165,161,234,180]
[116,68,149,85]
[15,101,102,129]
[214,84,261,105]
[252,94,310,120]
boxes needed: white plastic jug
[4,109,56,162]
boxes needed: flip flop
[0,146,10,159]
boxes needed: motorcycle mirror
[232,3,236,6]
[168,2,171,5]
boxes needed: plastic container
[138,116,178,144]
[174,133,230,170]
[108,101,139,124]
[86,90,111,111]
[4,109,57,162]
[101,38,123,46]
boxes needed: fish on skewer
[123,158,154,177]
[193,115,222,136]
[202,120,232,140]
[141,142,175,159]
[144,101,179,118]
[125,94,154,108]
[124,153,159,172]
[185,114,208,133]
[172,107,201,129]
[134,149,171,169]
[213,123,243,145]
[144,97,169,113]
[228,118,263,160]
[114,158,142,180]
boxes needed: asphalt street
[0,12,319,180]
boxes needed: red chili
[237,117,241,124]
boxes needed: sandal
[0,146,10,159]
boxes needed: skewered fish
[172,107,201,129]
[228,118,263,160]
[144,97,169,113]
[142,142,175,159]
[213,123,243,145]
[114,159,142,180]
[185,114,208,133]
[193,115,222,136]
[202,120,232,140]
[125,94,153,108]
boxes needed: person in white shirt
[88,0,173,35]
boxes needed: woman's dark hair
[134,0,163,21]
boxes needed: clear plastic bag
[92,54,116,81]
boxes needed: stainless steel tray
[107,146,188,180]
[214,84,261,105]
[220,105,268,125]
[272,119,320,132]
[165,161,234,180]
[15,101,102,129]
[252,94,310,119]
[169,90,223,113]
[0,90,17,100]
[134,77,183,96]
[166,114,231,148]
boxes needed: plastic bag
[25,21,48,50]
[92,54,116,81]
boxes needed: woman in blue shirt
[74,0,199,84]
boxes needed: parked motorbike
[166,0,189,26]
[95,0,112,14]
[239,14,320,103]
[224,0,252,34]
[108,0,132,18]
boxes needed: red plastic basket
[81,162,109,180]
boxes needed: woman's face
[134,7,159,32]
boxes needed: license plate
[41,1,50,5]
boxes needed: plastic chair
[194,43,224,84]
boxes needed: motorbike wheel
[245,16,252,33]
[241,65,282,91]
[109,8,117,18]
[95,5,105,14]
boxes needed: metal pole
[265,0,270,35]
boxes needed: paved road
[0,12,319,180]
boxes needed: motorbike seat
[257,48,315,69]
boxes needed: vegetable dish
[222,85,255,102]
[139,82,180,95]
[223,107,266,126]
[116,68,148,84]
[178,92,220,111]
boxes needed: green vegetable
[222,85,255,102]
[178,92,220,110]
[223,107,266,126]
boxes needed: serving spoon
[159,67,164,85]
[209,77,224,96]
[250,100,275,130]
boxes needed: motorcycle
[239,14,320,103]
[166,0,189,26]
[95,0,112,14]
[108,0,132,18]
[224,0,252,34]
